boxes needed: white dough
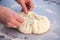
[18,12,50,34]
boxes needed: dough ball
[18,12,50,34]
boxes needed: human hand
[0,6,24,28]
[16,0,34,13]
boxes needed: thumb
[22,4,28,13]
[16,0,27,13]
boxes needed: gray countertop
[0,0,60,40]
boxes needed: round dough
[18,12,50,34]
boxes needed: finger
[10,18,22,27]
[29,1,34,11]
[6,22,17,28]
[16,16,24,23]
[16,0,28,13]
[10,11,24,23]
[26,2,30,10]
[22,4,28,13]
[13,13,24,23]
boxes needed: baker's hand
[16,0,34,13]
[0,6,24,28]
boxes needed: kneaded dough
[18,12,50,34]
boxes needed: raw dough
[11,38,24,40]
[18,12,50,34]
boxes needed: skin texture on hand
[0,6,24,28]
[15,0,34,13]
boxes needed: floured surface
[18,12,50,34]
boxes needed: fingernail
[13,26,17,28]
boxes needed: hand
[0,6,24,28]
[16,0,34,13]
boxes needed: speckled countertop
[0,0,60,40]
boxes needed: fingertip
[23,8,28,14]
[29,5,34,11]
[22,4,28,14]
[13,26,18,28]
[18,16,25,23]
[29,8,33,12]
[21,18,25,22]
[29,1,34,11]
[6,22,17,28]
